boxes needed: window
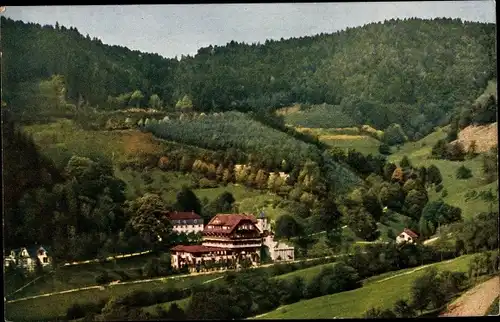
[43,257,48,263]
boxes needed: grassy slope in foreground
[257,254,474,319]
[5,273,222,322]
[388,127,498,219]
[142,296,191,317]
[274,262,338,282]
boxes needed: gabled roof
[204,214,258,234]
[9,246,48,257]
[165,211,202,221]
[403,228,419,239]
[171,245,226,254]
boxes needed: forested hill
[2,16,496,140]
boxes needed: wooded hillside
[2,17,496,140]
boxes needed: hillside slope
[2,16,496,140]
[388,125,498,220]
[451,122,497,153]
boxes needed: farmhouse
[164,211,204,234]
[4,246,52,272]
[396,228,419,245]
[170,212,295,272]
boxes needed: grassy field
[377,211,411,241]
[115,168,196,202]
[294,126,382,155]
[7,253,161,300]
[236,193,287,221]
[5,273,223,321]
[279,104,358,129]
[256,254,475,319]
[23,119,289,219]
[194,184,263,203]
[322,136,381,156]
[388,127,498,219]
[23,119,166,168]
[274,262,338,282]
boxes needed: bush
[114,270,131,281]
[456,165,473,179]
[66,301,106,320]
[378,143,391,155]
[439,271,468,296]
[363,307,397,318]
[198,177,218,188]
[95,271,113,285]
[393,299,416,318]
[435,184,444,193]
[141,172,154,185]
[305,263,361,298]
[464,190,478,201]
[410,267,447,312]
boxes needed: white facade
[172,223,204,234]
[171,250,231,269]
[256,216,272,234]
[202,239,262,249]
[262,234,295,262]
[396,232,416,244]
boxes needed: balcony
[203,236,260,241]
[202,242,262,248]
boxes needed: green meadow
[389,128,498,219]
[256,254,474,319]
[5,273,222,322]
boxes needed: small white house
[4,246,52,272]
[396,228,419,245]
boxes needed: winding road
[439,276,499,317]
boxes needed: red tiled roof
[171,245,226,254]
[204,214,258,234]
[165,211,202,220]
[403,228,419,239]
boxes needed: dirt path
[440,276,500,317]
[375,259,456,284]
[6,254,347,304]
